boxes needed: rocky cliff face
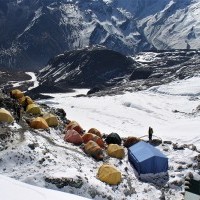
[37,46,136,89]
[0,0,200,70]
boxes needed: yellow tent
[97,164,122,185]
[107,144,125,159]
[11,89,24,99]
[43,113,59,127]
[19,96,34,105]
[29,117,49,129]
[26,104,41,115]
[0,108,14,123]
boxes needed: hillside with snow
[0,71,199,200]
[0,0,200,69]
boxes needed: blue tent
[128,141,168,174]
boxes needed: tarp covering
[0,108,14,123]
[128,141,168,174]
[43,113,59,127]
[107,144,125,159]
[88,128,102,138]
[30,117,49,129]
[26,104,41,115]
[97,164,122,185]
[66,121,84,135]
[64,129,83,145]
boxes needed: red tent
[64,129,83,145]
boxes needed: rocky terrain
[37,46,136,89]
[37,47,200,96]
[0,0,200,69]
[0,70,32,91]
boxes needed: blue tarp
[128,141,168,174]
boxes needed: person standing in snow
[148,126,153,141]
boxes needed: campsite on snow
[0,1,200,198]
[0,50,200,199]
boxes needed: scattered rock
[173,143,184,150]
[163,148,169,152]
[163,141,172,145]
[28,143,38,150]
[150,139,162,146]
[38,158,45,164]
[45,176,83,189]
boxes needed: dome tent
[97,164,122,185]
[124,137,141,148]
[88,128,102,138]
[107,144,125,159]
[19,96,34,106]
[26,104,41,115]
[105,132,122,145]
[29,117,49,129]
[128,141,168,174]
[11,89,24,99]
[64,129,83,145]
[84,141,104,160]
[43,113,59,127]
[66,121,84,135]
[0,108,14,123]
[82,133,105,148]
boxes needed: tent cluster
[63,121,127,185]
[0,88,168,186]
[63,119,168,185]
[0,89,59,130]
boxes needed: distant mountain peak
[0,0,200,69]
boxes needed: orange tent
[88,128,102,138]
[84,141,104,160]
[29,117,49,129]
[82,133,105,148]
[64,130,83,145]
[66,121,84,134]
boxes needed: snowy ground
[0,75,200,200]
[0,175,89,200]
[39,76,200,149]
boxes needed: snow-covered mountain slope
[0,0,200,69]
[0,73,200,200]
